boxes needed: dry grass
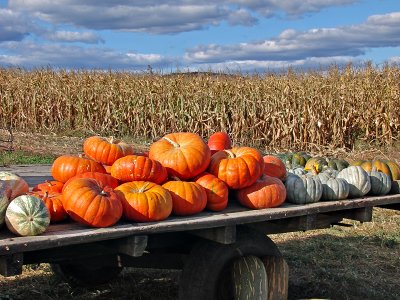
[1,63,399,152]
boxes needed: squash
[51,155,106,183]
[390,180,400,194]
[320,178,349,201]
[207,131,232,155]
[32,180,64,193]
[285,174,322,204]
[336,166,371,198]
[287,167,307,176]
[0,181,12,227]
[360,159,400,181]
[194,172,229,212]
[368,169,391,196]
[327,158,349,171]
[162,180,207,216]
[263,155,286,181]
[111,155,167,184]
[208,147,264,189]
[0,172,29,199]
[29,191,67,223]
[304,156,328,173]
[62,178,122,227]
[5,195,50,236]
[149,132,211,180]
[115,181,172,222]
[236,175,286,209]
[83,136,135,166]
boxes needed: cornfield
[0,63,399,152]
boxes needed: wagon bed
[1,164,399,299]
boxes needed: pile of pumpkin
[1,132,399,237]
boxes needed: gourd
[62,178,122,227]
[207,131,232,155]
[304,156,328,173]
[162,180,207,216]
[236,175,286,209]
[111,155,167,184]
[336,166,371,198]
[29,191,67,223]
[208,147,264,189]
[115,181,172,222]
[83,136,135,166]
[149,132,211,180]
[0,172,29,199]
[285,174,322,204]
[360,159,400,181]
[368,169,391,196]
[0,181,12,227]
[287,167,306,176]
[263,155,286,181]
[63,171,119,191]
[194,172,229,212]
[32,180,64,193]
[5,195,50,236]
[327,158,349,171]
[320,178,349,201]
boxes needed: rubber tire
[51,262,123,286]
[178,226,281,300]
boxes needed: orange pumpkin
[360,159,400,180]
[111,155,167,184]
[0,172,29,199]
[263,155,286,181]
[115,181,172,222]
[162,180,207,216]
[194,172,229,211]
[149,132,211,180]
[29,191,67,223]
[83,136,135,166]
[32,180,64,193]
[62,178,122,227]
[62,171,120,193]
[236,176,286,209]
[208,132,232,155]
[51,155,106,183]
[208,147,264,189]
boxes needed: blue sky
[0,0,399,72]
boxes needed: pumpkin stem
[163,137,180,148]
[100,190,109,196]
[137,182,152,193]
[224,149,235,158]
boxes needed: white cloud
[0,41,174,69]
[184,12,400,63]
[0,8,31,41]
[42,30,104,44]
[9,0,357,34]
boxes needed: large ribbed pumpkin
[0,172,29,200]
[337,166,371,198]
[320,178,349,201]
[115,181,172,222]
[29,191,67,223]
[51,155,106,183]
[83,136,135,166]
[162,180,207,216]
[208,147,264,190]
[63,171,119,191]
[236,175,286,209]
[263,155,286,180]
[207,131,232,155]
[0,181,12,227]
[194,172,229,211]
[285,174,322,204]
[368,169,391,196]
[111,155,167,184]
[62,178,122,227]
[5,195,50,236]
[149,132,211,180]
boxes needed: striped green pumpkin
[5,195,50,236]
[232,255,268,300]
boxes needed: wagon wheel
[50,261,123,286]
[178,226,289,300]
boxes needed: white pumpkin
[337,166,371,198]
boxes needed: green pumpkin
[304,156,328,172]
[390,180,400,194]
[337,166,371,198]
[285,174,322,204]
[5,195,50,236]
[232,255,268,300]
[368,169,391,196]
[320,178,350,201]
[327,159,349,171]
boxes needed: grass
[0,150,56,167]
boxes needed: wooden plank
[113,235,148,257]
[0,253,23,276]
[189,225,236,244]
